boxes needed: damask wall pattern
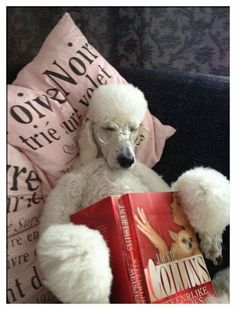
[7,7,229,80]
[115,7,229,75]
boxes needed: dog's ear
[79,118,98,166]
[169,230,178,242]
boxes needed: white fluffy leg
[172,167,229,264]
[206,268,230,303]
[37,223,112,303]
[206,293,229,303]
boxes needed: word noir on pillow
[43,42,112,107]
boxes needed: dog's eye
[129,126,139,133]
[103,127,117,132]
[182,239,187,244]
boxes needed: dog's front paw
[37,223,112,303]
[199,233,223,265]
[172,167,229,238]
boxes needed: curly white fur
[37,84,229,303]
[207,268,230,303]
[88,83,147,124]
[37,224,112,303]
[172,167,229,264]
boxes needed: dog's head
[169,230,194,254]
[79,84,148,169]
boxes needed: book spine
[117,197,148,303]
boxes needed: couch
[8,65,229,280]
[7,30,229,300]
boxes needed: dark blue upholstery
[119,68,229,182]
[119,67,230,278]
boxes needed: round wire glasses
[95,122,148,147]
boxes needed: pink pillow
[13,12,175,168]
[8,84,81,186]
[8,12,175,303]
[7,144,57,303]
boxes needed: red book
[70,192,216,303]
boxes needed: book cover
[70,192,216,303]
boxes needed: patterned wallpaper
[7,7,229,80]
[115,7,229,75]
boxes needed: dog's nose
[117,154,134,168]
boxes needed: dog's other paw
[199,233,223,265]
[206,293,229,304]
[37,223,112,303]
[172,167,229,265]
[206,268,230,303]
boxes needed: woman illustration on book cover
[135,193,200,262]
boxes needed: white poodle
[37,84,229,303]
